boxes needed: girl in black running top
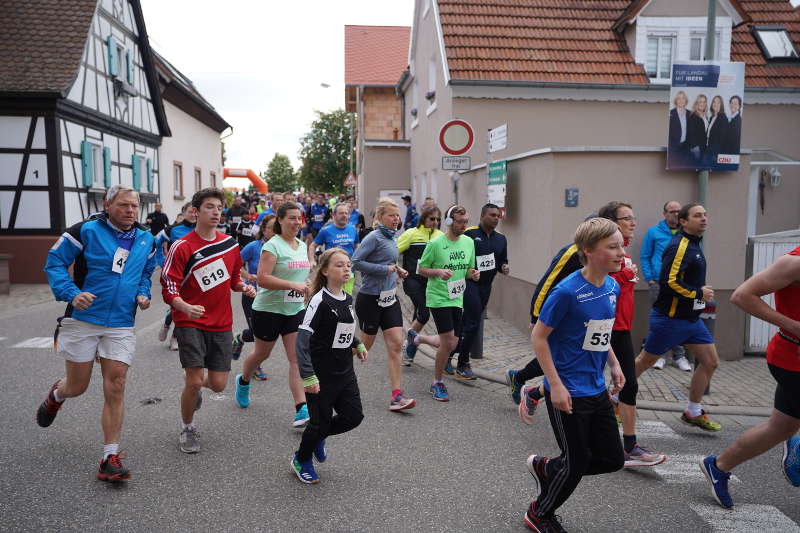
[292,248,367,484]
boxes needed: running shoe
[314,439,327,463]
[653,357,666,370]
[169,336,179,351]
[518,385,540,425]
[524,502,565,533]
[36,381,64,428]
[455,364,477,381]
[401,343,413,367]
[700,455,733,509]
[293,404,310,428]
[97,453,131,482]
[405,329,418,360]
[506,369,521,405]
[389,390,416,411]
[231,334,244,360]
[291,453,319,484]
[430,382,449,402]
[179,426,200,454]
[252,367,268,381]
[624,444,666,467]
[158,324,170,342]
[675,357,692,372]
[443,360,455,375]
[680,410,722,431]
[526,455,549,497]
[234,373,250,408]
[782,436,800,487]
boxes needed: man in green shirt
[411,205,479,402]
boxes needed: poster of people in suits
[667,62,745,172]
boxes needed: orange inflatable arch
[223,168,268,193]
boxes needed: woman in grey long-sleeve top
[351,198,417,411]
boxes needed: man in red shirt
[162,188,256,454]
[701,245,800,508]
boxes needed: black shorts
[770,363,800,419]
[355,292,403,335]
[430,306,463,336]
[174,327,233,372]
[252,310,304,342]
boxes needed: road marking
[690,503,800,532]
[0,337,7,342]
[12,337,54,349]
[654,455,741,484]
[620,420,681,440]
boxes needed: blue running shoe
[782,436,800,487]
[231,334,244,360]
[700,456,733,509]
[252,366,268,381]
[430,382,449,402]
[506,369,521,405]
[291,453,319,484]
[314,439,327,463]
[234,373,250,408]
[443,360,455,376]
[405,329,418,359]
[456,364,477,381]
[293,404,310,428]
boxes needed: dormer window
[646,33,675,81]
[753,27,798,60]
[689,32,720,61]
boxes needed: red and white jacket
[610,242,636,332]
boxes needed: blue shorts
[643,309,713,355]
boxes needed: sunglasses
[428,217,441,221]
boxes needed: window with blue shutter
[81,141,94,186]
[132,155,141,191]
[146,158,153,192]
[126,49,134,84]
[103,147,112,187]
[107,36,119,77]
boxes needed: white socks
[686,401,703,418]
[182,423,195,430]
[53,387,63,403]
[103,443,119,459]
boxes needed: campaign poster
[667,62,745,171]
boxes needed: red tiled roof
[733,0,800,86]
[345,25,411,86]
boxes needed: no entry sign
[439,119,474,155]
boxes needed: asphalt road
[0,292,797,532]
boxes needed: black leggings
[240,294,255,343]
[402,276,430,325]
[611,330,638,406]
[535,390,624,518]
[454,281,490,365]
[296,375,364,463]
[515,357,543,384]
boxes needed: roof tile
[345,25,410,86]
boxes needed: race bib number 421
[193,258,230,292]
[582,318,615,352]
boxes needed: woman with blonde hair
[352,198,416,411]
[687,93,709,164]
[706,95,728,166]
[668,90,691,168]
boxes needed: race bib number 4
[314,214,324,222]
[112,247,129,274]
[477,253,496,272]
[284,288,305,303]
[582,318,615,352]
[447,278,466,299]
[378,288,396,308]
[332,321,356,349]
[693,299,707,310]
[193,258,230,292]
[241,227,252,237]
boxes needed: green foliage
[223,188,234,208]
[298,109,354,193]
[263,153,297,193]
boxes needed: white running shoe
[158,324,170,342]
[675,357,692,372]
[653,357,666,370]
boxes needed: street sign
[487,160,506,208]
[488,123,507,153]
[442,156,471,171]
[439,119,474,155]
[565,188,579,207]
[343,172,357,187]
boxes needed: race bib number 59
[332,322,356,349]
[582,319,615,352]
[193,258,230,292]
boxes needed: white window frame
[115,43,125,80]
[689,31,721,61]
[645,33,676,82]
[173,162,183,199]
[90,143,104,188]
[753,28,799,60]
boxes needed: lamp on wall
[768,167,782,188]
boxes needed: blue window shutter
[107,36,118,77]
[103,147,112,187]
[132,155,141,191]
[81,141,94,187]
[126,49,134,84]
[146,158,153,192]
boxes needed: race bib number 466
[447,278,466,299]
[193,258,230,292]
[284,289,305,303]
[582,319,615,352]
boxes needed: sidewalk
[397,290,773,417]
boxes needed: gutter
[449,78,800,94]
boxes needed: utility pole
[698,0,717,209]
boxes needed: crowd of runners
[34,184,800,531]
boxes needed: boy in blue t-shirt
[313,203,359,293]
[523,218,626,532]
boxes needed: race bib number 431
[193,258,230,292]
[582,318,615,352]
[447,278,466,299]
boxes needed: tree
[263,153,297,193]
[297,109,354,193]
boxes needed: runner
[446,203,508,380]
[524,217,625,532]
[411,205,479,402]
[399,205,443,366]
[292,248,367,484]
[38,185,156,481]
[234,202,312,428]
[308,194,329,241]
[701,245,800,508]
[635,203,722,431]
[233,214,277,381]
[161,187,256,453]
[351,198,416,411]
[312,202,359,294]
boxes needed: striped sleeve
[664,237,698,299]
[531,244,581,321]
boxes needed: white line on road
[620,420,681,440]
[0,337,7,342]
[690,503,800,532]
[654,455,741,484]
[12,337,54,349]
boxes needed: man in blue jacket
[37,185,156,482]
[640,200,691,371]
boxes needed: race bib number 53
[447,278,466,299]
[193,258,230,292]
[582,319,615,352]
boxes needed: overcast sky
[141,0,413,176]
